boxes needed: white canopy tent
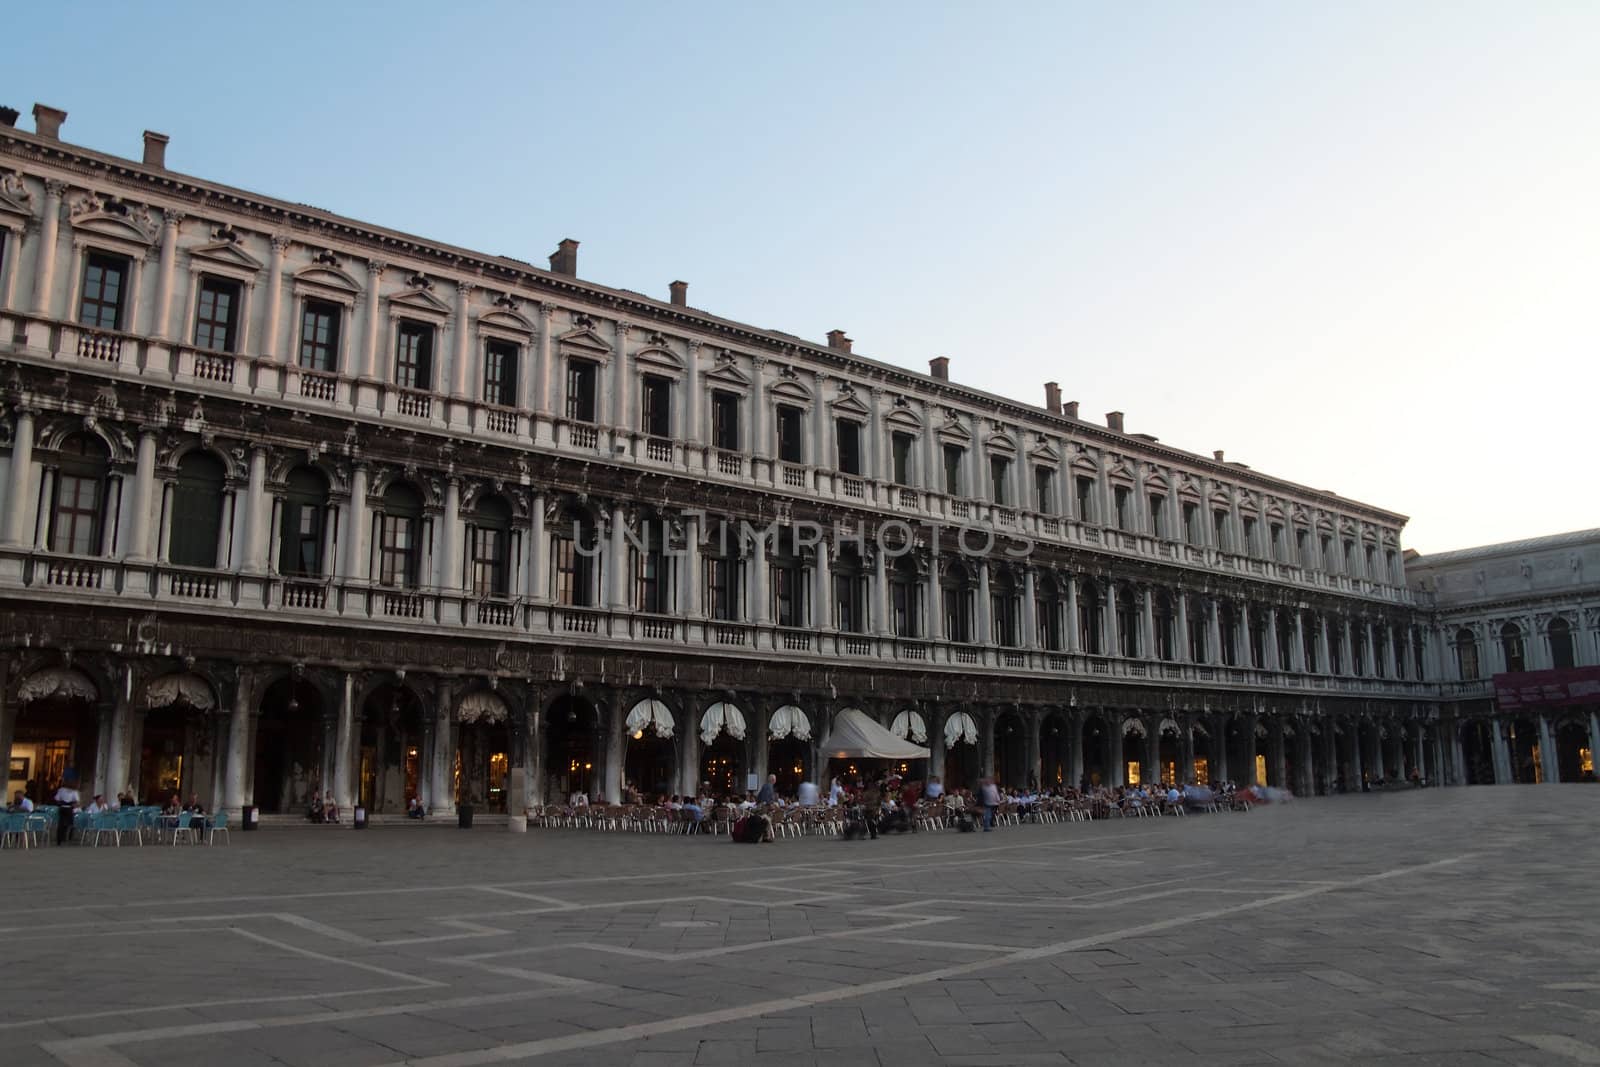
[700,702,747,745]
[890,710,927,744]
[944,711,979,748]
[819,708,930,761]
[768,705,812,741]
[625,699,675,738]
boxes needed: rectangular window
[1114,486,1131,531]
[298,300,341,372]
[1320,534,1333,567]
[469,526,508,597]
[773,563,804,627]
[636,547,670,614]
[378,515,418,588]
[78,252,129,330]
[51,473,102,555]
[1075,476,1095,522]
[892,580,917,637]
[705,556,740,620]
[1344,539,1357,573]
[1213,510,1229,550]
[1385,549,1397,582]
[1243,517,1258,555]
[990,455,1010,505]
[944,587,970,643]
[483,340,519,407]
[280,500,323,577]
[1270,523,1284,561]
[891,432,914,486]
[1036,467,1054,514]
[943,445,964,495]
[552,537,594,607]
[1183,501,1200,544]
[835,573,866,632]
[1148,495,1166,538]
[836,420,862,475]
[395,321,434,391]
[566,359,598,423]
[641,374,672,438]
[711,390,740,451]
[1364,544,1376,575]
[193,276,241,352]
[1295,528,1308,562]
[776,405,803,463]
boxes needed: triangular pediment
[1108,460,1135,483]
[770,378,812,404]
[830,391,870,418]
[558,326,612,353]
[293,263,363,295]
[705,360,750,388]
[390,285,452,317]
[634,344,682,371]
[937,411,971,441]
[885,406,921,431]
[984,431,1017,454]
[189,239,264,273]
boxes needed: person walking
[979,776,1001,832]
[756,774,777,804]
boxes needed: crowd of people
[3,770,214,845]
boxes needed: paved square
[5,788,1599,1067]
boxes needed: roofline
[1407,528,1600,567]
[1,126,1409,526]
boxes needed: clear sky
[9,1,1596,553]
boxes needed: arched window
[991,569,1020,648]
[1153,591,1176,661]
[635,512,676,616]
[552,506,598,607]
[1218,603,1239,666]
[278,467,329,577]
[889,553,920,638]
[1301,611,1320,672]
[1500,622,1525,673]
[833,546,867,633]
[1548,618,1575,671]
[377,483,424,589]
[1078,580,1103,655]
[1115,583,1140,657]
[942,562,974,644]
[468,494,512,598]
[49,433,110,556]
[170,451,228,568]
[1455,627,1479,679]
[1036,573,1065,652]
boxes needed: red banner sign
[1493,666,1600,710]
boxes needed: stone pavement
[4,786,1599,1067]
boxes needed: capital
[539,302,557,321]
[43,178,68,199]
[367,259,386,277]
[456,279,473,296]
[162,208,185,228]
[270,235,293,254]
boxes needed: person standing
[979,777,1001,832]
[756,774,777,805]
[797,779,819,806]
[861,778,883,840]
[53,774,81,845]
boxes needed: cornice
[2,130,1407,528]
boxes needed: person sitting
[184,793,206,815]
[163,793,182,816]
[308,790,325,823]
[924,776,944,800]
[406,796,425,820]
[86,793,109,814]
[323,798,340,823]
[570,790,590,809]
[8,790,33,813]
[797,779,819,807]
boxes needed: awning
[890,710,927,744]
[820,708,930,760]
[943,711,978,748]
[142,673,216,712]
[1123,718,1148,738]
[769,705,812,741]
[459,690,510,724]
[626,699,675,738]
[17,667,98,705]
[700,702,746,745]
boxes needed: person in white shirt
[570,791,589,808]
[8,790,32,812]
[797,780,819,807]
[925,776,944,800]
[53,780,81,845]
[85,794,107,814]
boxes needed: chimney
[929,356,949,380]
[548,238,579,277]
[1063,401,1079,419]
[0,107,18,129]
[669,280,688,307]
[142,130,169,169]
[32,103,66,139]
[1213,449,1226,462]
[1043,382,1062,414]
[1106,411,1124,433]
[827,329,852,354]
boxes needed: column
[1537,715,1560,784]
[263,236,290,360]
[1065,575,1080,652]
[535,305,556,423]
[1264,607,1281,670]
[332,673,356,815]
[682,341,702,451]
[1489,720,1512,784]
[1108,719,1125,786]
[126,429,157,560]
[929,710,946,782]
[1022,567,1038,648]
[1268,717,1286,787]
[451,281,472,399]
[979,711,995,778]
[431,681,456,814]
[1589,712,1600,782]
[1211,714,1230,783]
[1240,713,1259,786]
[29,180,66,317]
[751,356,770,460]
[1318,617,1332,675]
[611,320,631,433]
[223,670,258,817]
[976,563,992,645]
[1234,603,1250,668]
[151,209,184,340]
[1139,588,1155,660]
[869,545,887,635]
[1068,712,1085,788]
[1025,715,1042,789]
[1174,592,1190,662]
[2,409,35,547]
[528,492,548,603]
[811,540,830,628]
[1364,622,1378,677]
[342,465,370,580]
[682,513,702,618]
[1292,611,1307,671]
[241,446,269,574]
[101,666,135,800]
[602,700,622,804]
[812,373,830,473]
[752,521,773,625]
[925,559,944,642]
[360,260,385,381]
[1104,582,1120,657]
[1179,719,1196,783]
[922,401,940,493]
[1206,599,1222,664]
[439,477,461,590]
[862,388,881,481]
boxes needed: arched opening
[1500,623,1526,674]
[48,433,111,556]
[767,705,813,796]
[1218,603,1239,666]
[10,667,100,803]
[1555,720,1592,783]
[992,711,1028,788]
[552,507,600,607]
[1115,585,1141,658]
[1153,591,1176,661]
[377,483,424,589]
[467,495,514,599]
[889,553,921,638]
[1190,722,1213,785]
[942,562,975,644]
[253,675,327,813]
[169,451,227,568]
[1548,618,1576,671]
[359,683,425,813]
[1122,718,1149,785]
[278,466,330,577]
[1454,628,1479,680]
[991,570,1021,648]
[1040,712,1071,786]
[699,702,747,798]
[1459,720,1495,784]
[942,710,979,789]
[456,691,511,811]
[136,673,217,806]
[1078,582,1104,655]
[1036,573,1065,652]
[545,694,600,803]
[1158,721,1183,785]
[1081,713,1109,786]
[624,699,677,800]
[1506,715,1540,783]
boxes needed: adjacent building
[0,102,1542,820]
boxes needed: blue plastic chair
[207,809,230,845]
[170,811,196,846]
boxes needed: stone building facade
[1406,530,1600,785]
[0,103,1448,818]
